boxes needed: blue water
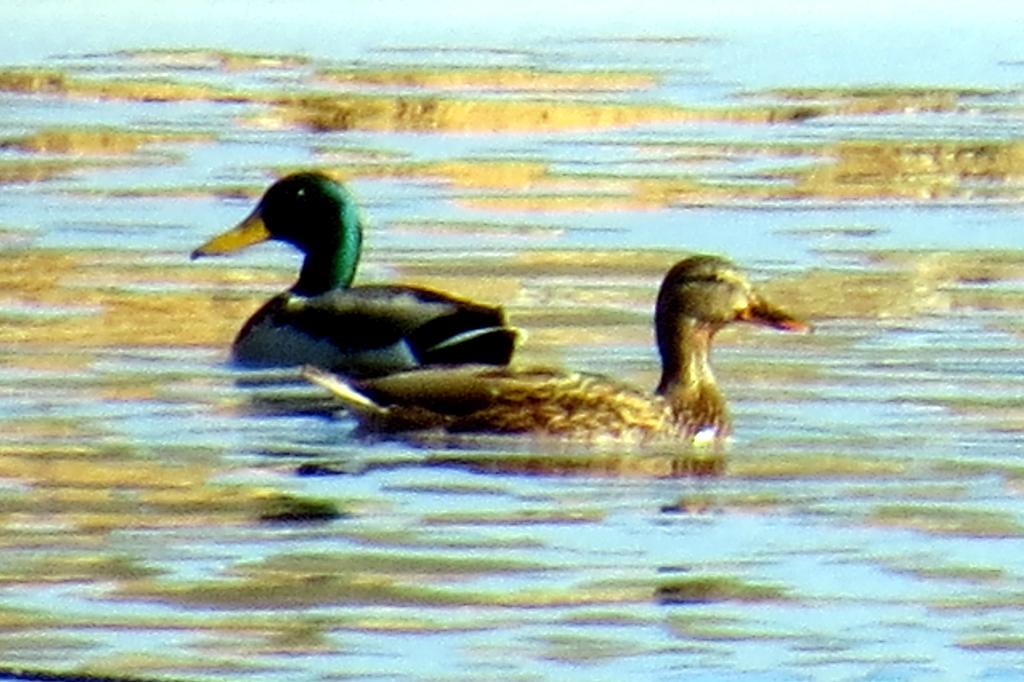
[1,3,1024,682]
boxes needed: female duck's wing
[303,364,677,439]
[301,363,517,431]
[234,285,519,377]
[302,364,508,414]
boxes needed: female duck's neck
[655,319,727,426]
[292,212,363,297]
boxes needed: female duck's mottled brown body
[303,255,808,443]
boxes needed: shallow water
[0,3,1023,681]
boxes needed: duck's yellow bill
[191,210,271,259]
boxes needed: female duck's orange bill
[738,295,810,333]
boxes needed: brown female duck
[302,255,808,443]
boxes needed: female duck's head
[192,172,365,295]
[657,256,807,332]
[655,255,808,396]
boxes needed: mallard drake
[191,172,518,377]
[302,255,808,443]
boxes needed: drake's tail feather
[408,308,519,367]
[419,326,520,367]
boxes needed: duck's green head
[192,172,365,294]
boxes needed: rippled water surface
[1,3,1023,681]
